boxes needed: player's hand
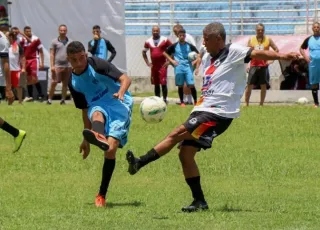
[162,61,170,68]
[51,66,55,72]
[305,56,311,63]
[172,60,179,66]
[267,60,274,65]
[246,66,250,73]
[147,63,153,68]
[21,68,26,74]
[281,52,300,61]
[39,63,44,70]
[80,139,90,160]
[5,88,14,105]
[113,92,124,101]
[194,68,199,76]
[192,60,198,66]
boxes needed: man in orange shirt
[245,23,279,106]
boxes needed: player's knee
[104,145,117,159]
[91,111,104,121]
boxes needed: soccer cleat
[95,194,106,207]
[126,150,141,175]
[180,103,186,107]
[82,129,109,151]
[13,130,26,153]
[314,104,319,108]
[60,100,66,105]
[181,200,209,213]
[23,97,34,102]
[46,100,52,105]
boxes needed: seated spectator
[0,5,9,31]
[280,59,309,90]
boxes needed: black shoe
[181,200,209,213]
[47,100,52,105]
[60,100,66,105]
[126,150,141,175]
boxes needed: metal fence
[125,0,319,38]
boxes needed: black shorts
[248,66,268,85]
[181,111,233,150]
[0,52,8,58]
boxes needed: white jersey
[192,43,252,118]
[9,43,23,71]
[0,31,9,55]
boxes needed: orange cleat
[180,103,186,107]
[82,129,109,151]
[95,194,106,207]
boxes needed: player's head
[255,23,265,37]
[24,26,32,38]
[11,26,19,38]
[312,22,320,36]
[59,24,67,37]
[66,41,87,73]
[173,24,183,37]
[0,5,7,17]
[92,25,101,37]
[177,29,186,42]
[152,26,160,39]
[7,31,15,44]
[203,22,226,54]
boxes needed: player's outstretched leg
[179,145,208,212]
[0,117,26,153]
[82,111,109,151]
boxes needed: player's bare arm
[50,47,55,72]
[269,38,279,52]
[251,50,300,61]
[18,29,32,43]
[20,53,26,73]
[142,50,152,67]
[39,47,44,69]
[300,47,310,63]
[113,74,132,101]
[163,51,178,66]
[80,108,91,159]
[246,39,252,71]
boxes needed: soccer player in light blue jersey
[67,41,132,207]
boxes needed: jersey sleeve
[301,36,311,49]
[88,56,123,81]
[166,43,177,56]
[189,43,199,53]
[68,81,88,109]
[105,39,116,63]
[50,39,55,50]
[35,38,43,50]
[165,39,172,47]
[229,43,253,64]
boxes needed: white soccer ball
[188,51,198,62]
[140,96,167,123]
[297,97,309,105]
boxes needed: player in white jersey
[126,22,300,212]
[0,30,26,152]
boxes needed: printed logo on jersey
[92,78,99,85]
[201,64,216,92]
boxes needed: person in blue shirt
[67,41,132,207]
[163,29,199,107]
[88,25,117,62]
[300,22,320,108]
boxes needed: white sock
[187,95,193,103]
[183,94,187,103]
[48,99,52,103]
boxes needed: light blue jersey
[69,56,132,147]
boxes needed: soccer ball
[297,97,309,105]
[140,96,167,123]
[188,51,198,62]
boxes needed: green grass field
[1,103,320,230]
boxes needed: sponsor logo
[91,87,109,102]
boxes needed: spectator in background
[88,25,116,62]
[20,26,45,102]
[0,59,5,102]
[142,26,172,103]
[173,24,197,105]
[11,27,31,44]
[300,22,320,107]
[0,5,9,32]
[47,24,72,105]
[8,31,26,104]
[280,59,309,90]
[245,23,279,106]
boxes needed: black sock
[161,85,168,101]
[190,87,197,103]
[1,121,20,137]
[92,121,105,135]
[99,158,116,197]
[139,148,160,167]
[35,82,43,97]
[178,87,184,103]
[312,89,319,105]
[154,85,161,97]
[27,85,33,98]
[186,176,205,202]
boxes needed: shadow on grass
[86,201,143,208]
[216,204,253,213]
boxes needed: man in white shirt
[126,22,300,212]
